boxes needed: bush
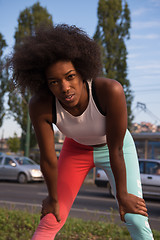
[0,208,39,240]
[0,208,159,240]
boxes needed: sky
[0,0,160,138]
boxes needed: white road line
[77,195,114,202]
[144,192,160,196]
[71,207,117,216]
[37,192,160,207]
[37,192,47,196]
[83,188,108,193]
[0,200,159,222]
[37,192,114,202]
[0,200,113,215]
[0,200,41,207]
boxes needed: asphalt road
[0,181,160,231]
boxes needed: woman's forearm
[109,149,128,199]
[40,157,58,202]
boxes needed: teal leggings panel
[93,130,154,240]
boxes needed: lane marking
[71,207,117,216]
[0,200,114,215]
[0,200,41,207]
[0,200,160,222]
[37,192,160,207]
[143,192,160,196]
[37,192,114,202]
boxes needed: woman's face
[46,61,88,113]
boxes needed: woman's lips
[64,94,75,102]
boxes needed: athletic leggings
[32,130,154,240]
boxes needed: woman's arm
[29,95,61,222]
[95,78,148,221]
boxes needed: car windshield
[15,157,35,165]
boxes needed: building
[132,132,160,160]
[0,138,9,153]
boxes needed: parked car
[139,159,160,197]
[95,168,113,196]
[0,154,44,183]
[95,159,160,197]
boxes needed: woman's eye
[48,80,58,86]
[67,74,76,80]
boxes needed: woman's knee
[39,213,66,230]
[32,206,69,239]
[125,213,149,229]
[124,213,154,240]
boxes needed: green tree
[14,1,53,45]
[8,2,53,153]
[94,0,133,127]
[7,132,20,153]
[0,33,7,127]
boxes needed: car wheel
[18,173,27,184]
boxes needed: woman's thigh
[93,130,142,198]
[57,137,95,217]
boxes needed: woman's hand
[41,195,61,222]
[118,193,148,222]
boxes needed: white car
[95,169,113,196]
[139,159,160,197]
[0,154,44,183]
[95,159,160,197]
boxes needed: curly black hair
[10,24,102,94]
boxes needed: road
[0,181,160,231]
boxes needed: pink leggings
[32,133,153,240]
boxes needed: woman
[10,24,154,240]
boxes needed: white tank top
[55,81,106,145]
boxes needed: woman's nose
[61,80,70,92]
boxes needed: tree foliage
[0,33,7,127]
[7,132,20,153]
[8,2,53,151]
[14,2,53,45]
[94,0,133,127]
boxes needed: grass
[0,207,160,240]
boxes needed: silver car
[139,159,160,197]
[95,159,160,198]
[0,154,44,183]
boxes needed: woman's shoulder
[91,77,125,115]
[29,93,53,122]
[30,92,52,105]
[93,77,124,97]
[94,77,122,89]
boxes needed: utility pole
[24,97,31,157]
[24,109,30,157]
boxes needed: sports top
[55,81,106,145]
